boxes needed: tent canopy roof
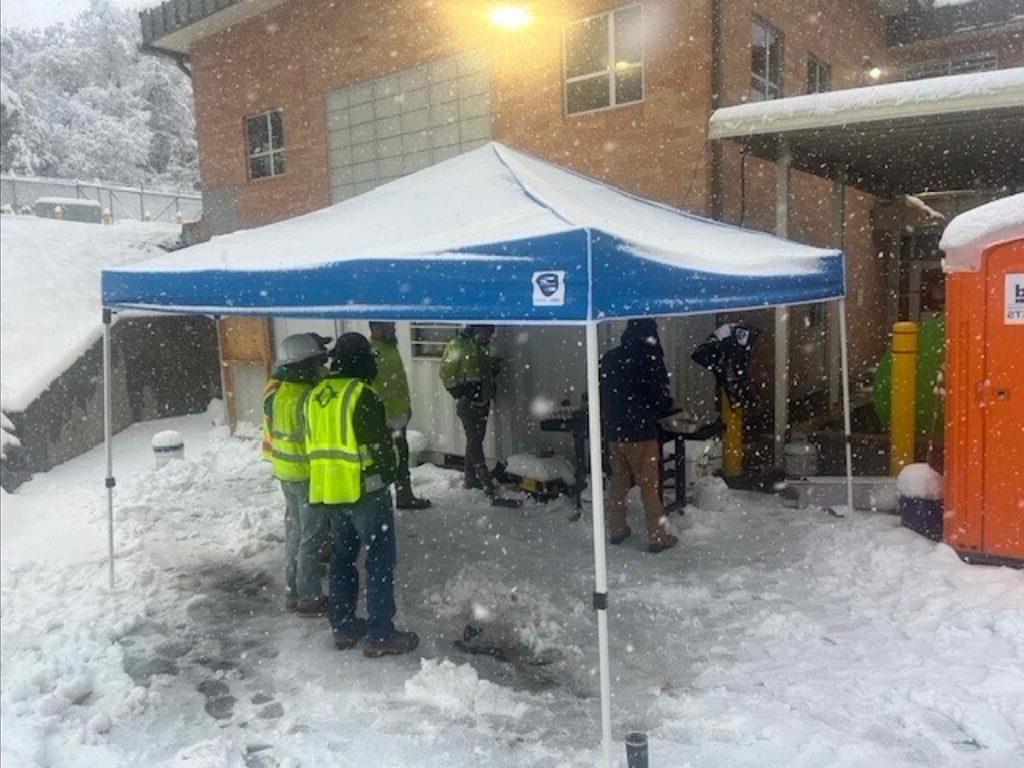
[102,142,843,323]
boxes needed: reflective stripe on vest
[269,381,312,482]
[305,377,377,504]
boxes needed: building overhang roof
[709,68,1024,196]
[140,0,287,55]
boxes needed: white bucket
[784,439,818,478]
[152,430,185,466]
[684,438,723,493]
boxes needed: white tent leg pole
[585,322,613,768]
[774,141,792,465]
[838,299,855,513]
[103,310,116,590]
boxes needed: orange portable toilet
[941,193,1024,566]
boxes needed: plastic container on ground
[152,430,184,466]
[684,438,723,495]
[784,438,819,478]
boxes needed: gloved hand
[389,414,410,432]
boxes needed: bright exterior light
[868,66,883,80]
[490,4,532,29]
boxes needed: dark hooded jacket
[599,319,673,442]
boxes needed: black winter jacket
[599,321,673,442]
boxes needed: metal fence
[0,175,202,224]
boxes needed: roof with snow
[709,68,1024,195]
[102,143,843,323]
[940,192,1024,272]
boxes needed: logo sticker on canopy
[532,271,566,306]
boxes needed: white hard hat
[276,333,329,367]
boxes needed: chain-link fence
[0,175,202,223]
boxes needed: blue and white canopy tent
[101,142,853,767]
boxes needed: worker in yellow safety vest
[262,333,330,616]
[305,333,419,657]
[369,321,431,510]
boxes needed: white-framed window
[751,17,783,101]
[411,323,458,360]
[246,109,285,180]
[563,4,644,116]
[807,55,831,94]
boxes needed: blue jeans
[280,480,326,606]
[321,490,397,643]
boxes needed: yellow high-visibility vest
[305,377,381,504]
[268,380,312,482]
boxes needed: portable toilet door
[944,235,1024,565]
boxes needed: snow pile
[0,216,179,412]
[1,412,20,457]
[3,415,1023,767]
[692,475,732,512]
[427,564,579,657]
[506,453,576,485]
[897,463,944,500]
[940,192,1024,272]
[402,659,530,719]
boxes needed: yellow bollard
[721,389,744,477]
[890,321,919,475]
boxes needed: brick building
[139,0,1023,466]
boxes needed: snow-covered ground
[0,215,180,414]
[2,416,1022,767]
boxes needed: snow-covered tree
[0,0,198,189]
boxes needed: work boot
[363,630,420,658]
[295,596,329,618]
[396,494,432,510]
[464,476,483,490]
[648,534,679,554]
[333,618,368,650]
[609,527,633,546]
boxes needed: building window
[563,4,644,115]
[411,323,458,360]
[751,17,783,101]
[807,55,831,93]
[246,109,285,180]
[908,52,997,80]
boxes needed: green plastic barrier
[873,315,945,438]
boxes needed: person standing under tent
[599,318,679,553]
[263,333,331,615]
[440,325,516,507]
[369,322,431,510]
[306,333,419,656]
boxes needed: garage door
[325,53,491,202]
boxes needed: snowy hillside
[0,0,198,188]
[1,416,1021,767]
[0,214,180,413]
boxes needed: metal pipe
[585,322,613,768]
[829,168,847,414]
[625,732,649,768]
[774,142,792,466]
[103,310,116,590]
[838,299,855,513]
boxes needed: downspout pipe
[138,42,192,79]
[709,0,725,220]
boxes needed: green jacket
[440,330,497,403]
[370,338,412,426]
